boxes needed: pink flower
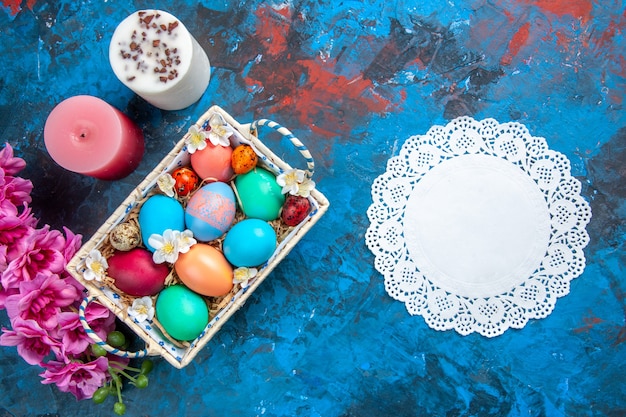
[0,143,26,175]
[0,286,18,310]
[82,302,115,339]
[40,356,109,400]
[61,227,82,264]
[0,205,38,268]
[5,273,79,328]
[0,318,64,365]
[0,172,18,216]
[58,227,85,295]
[54,312,88,355]
[0,245,7,272]
[55,303,115,355]
[0,172,33,208]
[1,225,66,289]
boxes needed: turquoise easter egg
[138,195,185,252]
[155,285,209,341]
[222,219,277,267]
[185,182,236,241]
[234,167,285,221]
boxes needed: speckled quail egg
[109,222,141,251]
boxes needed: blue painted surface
[1,0,625,416]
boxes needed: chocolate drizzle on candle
[117,11,183,84]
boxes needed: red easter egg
[190,142,233,182]
[281,195,311,226]
[172,167,199,196]
[107,248,169,296]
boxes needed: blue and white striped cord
[79,296,149,358]
[251,119,315,179]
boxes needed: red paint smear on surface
[555,31,571,52]
[295,61,390,132]
[614,326,626,347]
[500,22,531,66]
[596,21,619,51]
[245,5,394,137]
[523,0,593,23]
[618,55,626,80]
[255,5,291,57]
[245,58,392,137]
[502,8,516,23]
[594,8,625,53]
[2,0,36,15]
[573,312,605,334]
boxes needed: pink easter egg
[190,142,233,182]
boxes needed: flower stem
[116,381,123,404]
[110,362,142,373]
[116,369,137,382]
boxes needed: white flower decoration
[185,125,209,154]
[276,168,316,197]
[207,115,233,147]
[157,173,176,197]
[148,229,197,263]
[295,178,316,198]
[233,267,258,289]
[177,229,197,254]
[148,229,181,264]
[83,249,108,282]
[127,296,155,323]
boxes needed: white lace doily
[365,117,592,337]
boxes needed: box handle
[79,296,150,359]
[250,119,315,179]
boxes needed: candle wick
[73,128,90,142]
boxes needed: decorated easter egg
[155,285,209,341]
[190,142,233,182]
[138,195,185,252]
[107,248,168,296]
[172,167,199,196]
[174,243,233,297]
[185,182,236,241]
[234,168,285,221]
[231,144,258,174]
[281,195,311,226]
[109,221,141,251]
[222,219,277,267]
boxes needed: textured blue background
[1,0,625,416]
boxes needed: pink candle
[44,95,145,180]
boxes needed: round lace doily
[365,117,592,337]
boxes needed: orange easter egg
[174,244,233,297]
[231,144,258,174]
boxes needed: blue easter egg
[185,182,236,242]
[138,195,185,252]
[222,219,277,267]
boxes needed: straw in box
[66,105,330,368]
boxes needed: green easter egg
[155,285,209,341]
[234,167,285,221]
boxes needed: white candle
[109,10,211,111]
